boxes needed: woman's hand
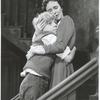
[64,46,76,64]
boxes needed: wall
[65,1,98,99]
[1,37,26,100]
[64,0,99,50]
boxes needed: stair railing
[10,94,20,100]
[10,57,98,100]
[37,57,98,100]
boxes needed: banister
[10,94,20,100]
[37,58,98,100]
[10,58,98,100]
[47,63,98,100]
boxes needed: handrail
[47,63,97,100]
[10,94,20,100]
[10,58,98,100]
[37,57,98,100]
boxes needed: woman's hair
[42,0,64,11]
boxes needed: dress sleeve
[43,15,76,54]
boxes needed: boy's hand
[32,12,53,32]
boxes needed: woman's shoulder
[60,15,74,26]
[58,15,75,31]
[62,15,74,22]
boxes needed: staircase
[2,26,31,53]
[10,58,98,100]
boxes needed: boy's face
[46,1,63,21]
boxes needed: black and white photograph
[1,0,99,100]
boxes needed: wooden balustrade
[11,94,20,100]
[37,58,98,100]
[12,0,19,26]
[2,0,37,38]
[5,0,10,26]
[10,58,98,100]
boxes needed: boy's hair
[42,0,64,11]
[38,12,54,24]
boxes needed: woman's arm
[30,16,76,55]
[35,16,76,54]
[42,16,76,54]
[26,45,45,60]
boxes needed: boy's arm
[32,30,41,42]
[26,45,35,60]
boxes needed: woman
[19,0,76,99]
[40,0,76,89]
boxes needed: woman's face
[46,1,63,21]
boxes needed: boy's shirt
[32,19,57,45]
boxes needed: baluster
[13,0,19,26]
[18,0,28,38]
[24,0,28,38]
[5,0,11,26]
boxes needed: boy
[20,11,71,77]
